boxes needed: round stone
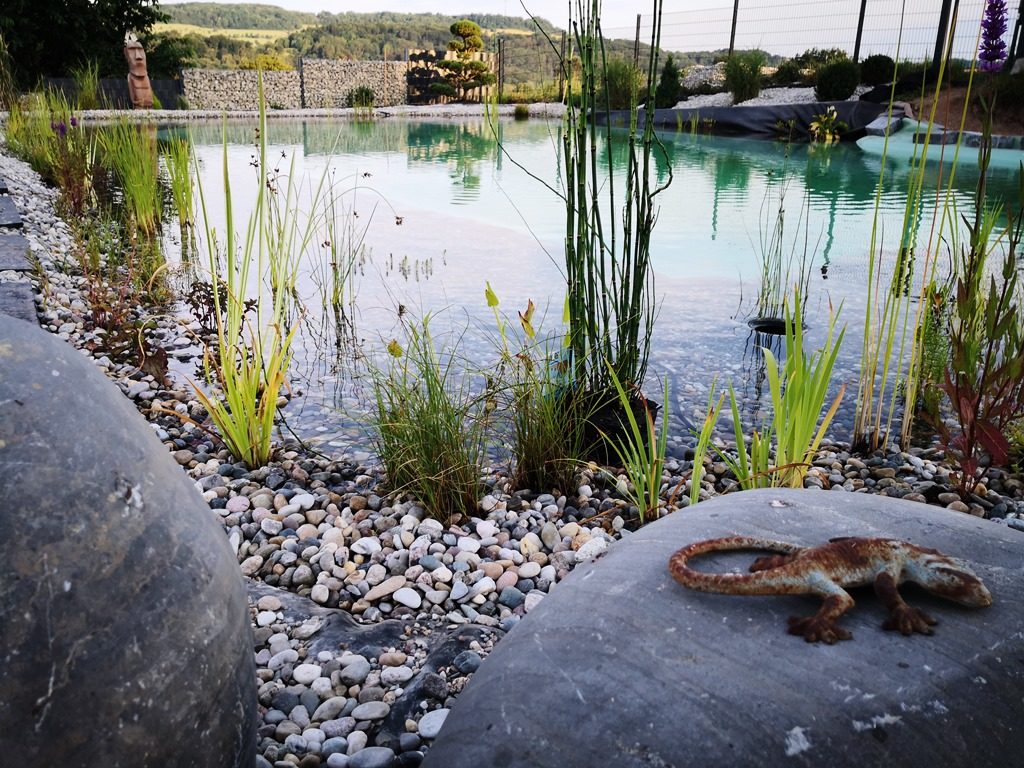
[417,708,450,739]
[392,587,422,609]
[293,663,323,685]
[350,701,390,721]
[0,318,256,765]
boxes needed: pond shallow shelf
[423,489,1024,768]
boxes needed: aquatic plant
[487,284,588,493]
[560,0,669,404]
[716,290,845,489]
[189,76,304,468]
[853,11,979,451]
[808,106,848,143]
[368,313,489,523]
[603,364,670,523]
[50,114,95,218]
[98,119,163,241]
[690,381,725,506]
[163,137,194,253]
[71,60,101,110]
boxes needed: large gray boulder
[424,488,1023,767]
[0,316,256,767]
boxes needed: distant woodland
[148,3,735,85]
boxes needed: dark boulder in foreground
[0,316,256,767]
[425,488,1023,768]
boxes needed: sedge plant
[98,119,163,242]
[487,283,589,493]
[368,313,489,523]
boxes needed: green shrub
[513,103,529,120]
[772,58,802,85]
[346,85,375,109]
[795,47,848,71]
[860,54,895,86]
[654,54,681,108]
[724,51,765,103]
[599,57,644,110]
[815,59,860,101]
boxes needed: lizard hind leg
[787,591,856,644]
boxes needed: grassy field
[154,22,307,42]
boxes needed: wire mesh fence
[601,0,1020,63]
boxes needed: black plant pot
[747,315,789,335]
[581,392,661,467]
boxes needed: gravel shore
[2,105,1022,766]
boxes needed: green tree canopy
[0,0,167,86]
[431,19,495,101]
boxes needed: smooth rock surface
[425,489,1024,767]
[0,232,31,270]
[0,317,256,766]
[0,195,22,228]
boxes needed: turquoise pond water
[169,118,1023,456]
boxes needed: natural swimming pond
[168,117,1023,460]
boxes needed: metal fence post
[729,0,740,55]
[1010,0,1024,63]
[853,0,868,62]
[931,0,956,73]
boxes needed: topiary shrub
[772,58,802,86]
[860,54,895,86]
[815,59,860,101]
[655,54,682,108]
[724,50,765,103]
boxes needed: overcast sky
[160,1,1004,59]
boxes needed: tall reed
[190,75,314,468]
[853,7,982,451]
[561,0,670,399]
[163,137,194,252]
[71,61,101,110]
[99,119,163,241]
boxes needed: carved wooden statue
[124,32,154,109]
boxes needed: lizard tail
[668,536,807,596]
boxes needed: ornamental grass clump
[98,119,163,241]
[724,50,764,103]
[368,314,489,523]
[486,283,589,493]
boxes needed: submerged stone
[0,316,256,766]
[424,488,1024,767]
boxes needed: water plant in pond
[71,60,101,110]
[98,119,163,241]
[368,314,489,523]
[714,290,845,489]
[808,106,848,144]
[487,284,588,494]
[690,381,725,506]
[602,364,670,523]
[189,78,305,468]
[560,0,669,410]
[163,136,195,255]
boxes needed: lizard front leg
[874,571,937,635]
[787,580,856,644]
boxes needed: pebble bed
[2,103,1024,768]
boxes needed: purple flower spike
[70,116,79,128]
[979,0,1008,73]
[56,122,67,139]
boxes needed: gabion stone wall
[181,69,302,111]
[300,60,408,108]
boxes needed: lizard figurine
[668,536,993,644]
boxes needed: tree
[0,0,167,87]
[430,19,495,101]
[654,54,681,108]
